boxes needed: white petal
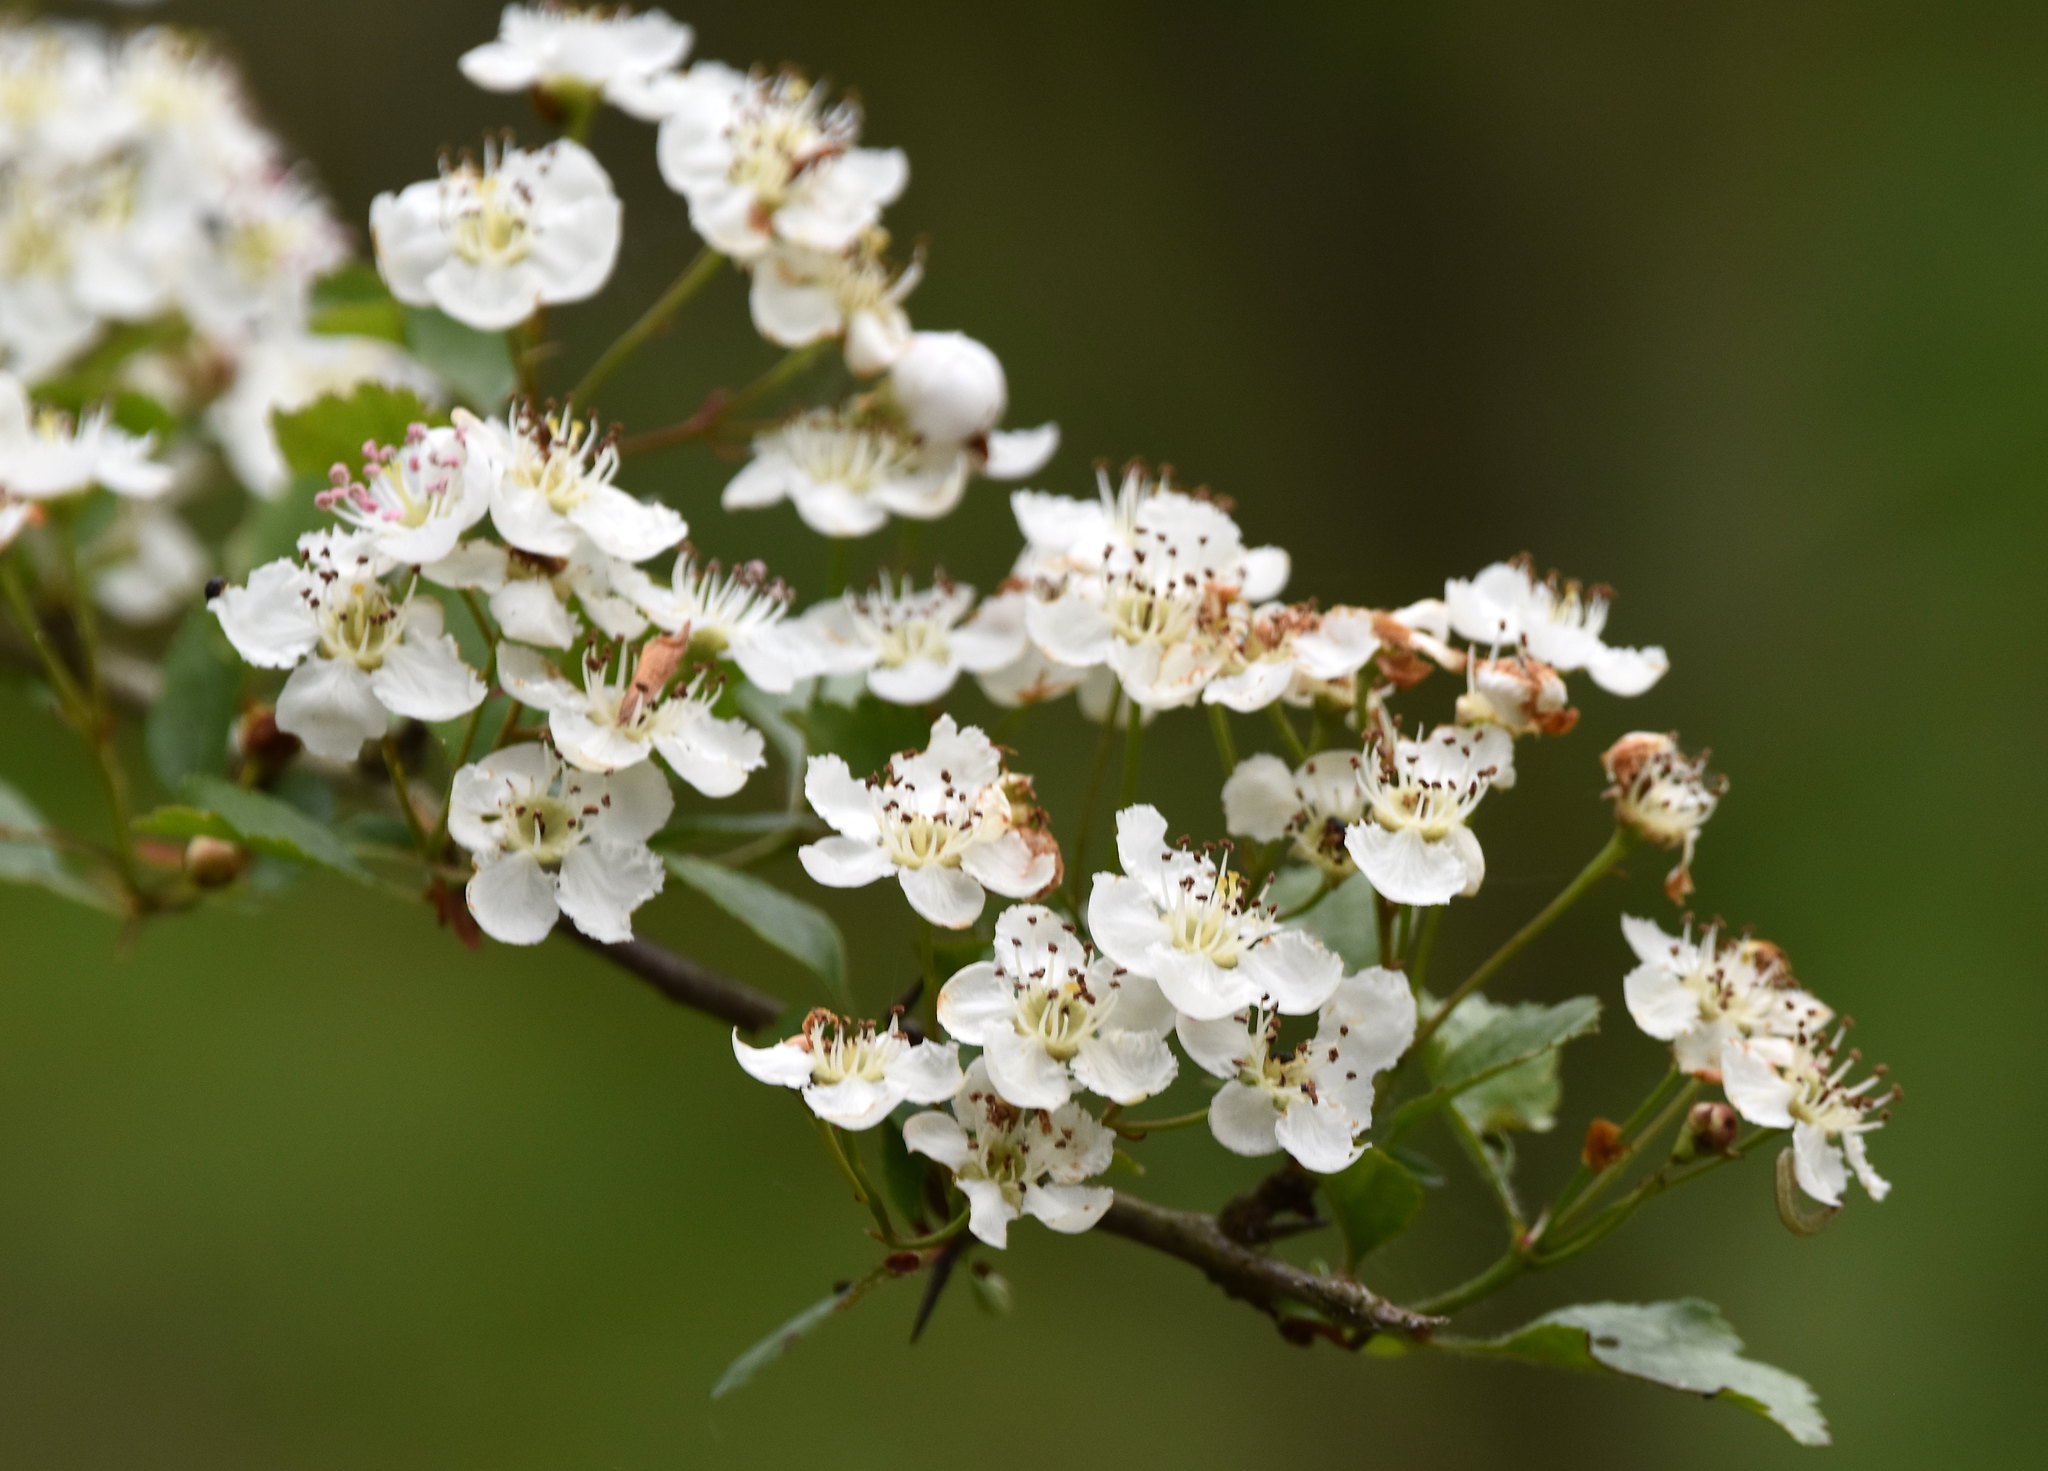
[275,657,386,761]
[1145,946,1261,1021]
[586,761,674,846]
[867,657,961,705]
[898,864,986,929]
[935,961,1012,1046]
[958,1177,1018,1249]
[654,714,765,798]
[1021,1182,1112,1235]
[959,831,1056,900]
[1586,643,1669,697]
[981,423,1059,480]
[983,1030,1072,1109]
[1274,1098,1364,1174]
[567,485,688,563]
[1241,547,1291,603]
[732,1033,818,1089]
[901,1110,972,1170]
[803,755,880,841]
[1070,1031,1178,1105]
[370,630,486,722]
[490,580,579,648]
[211,560,318,668]
[803,1076,897,1131]
[1112,804,1174,891]
[1221,755,1299,843]
[1175,1012,1256,1080]
[797,835,895,889]
[1792,1122,1847,1209]
[1621,913,1680,966]
[466,852,559,946]
[1844,1132,1890,1202]
[1346,824,1469,907]
[1207,1082,1282,1158]
[1624,961,1700,1042]
[885,1038,965,1105]
[555,839,663,944]
[1241,931,1344,1015]
[1085,873,1170,973]
[1719,1041,1797,1128]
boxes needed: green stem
[888,1208,970,1252]
[617,341,829,457]
[568,247,725,411]
[1410,827,1636,1057]
[1207,703,1237,773]
[1542,1067,1686,1232]
[1265,703,1307,762]
[1412,1249,1530,1316]
[815,1116,897,1243]
[1447,1107,1525,1236]
[1409,906,1444,991]
[0,558,87,714]
[1110,1106,1211,1140]
[1548,1078,1700,1238]
[1120,700,1144,808]
[380,736,433,857]
[1275,875,1332,923]
[1538,1147,1743,1266]
[48,526,140,898]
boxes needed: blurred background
[5,0,2043,1465]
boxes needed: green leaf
[132,805,234,841]
[404,306,515,411]
[665,852,850,1007]
[791,697,932,782]
[309,264,407,342]
[0,779,118,912]
[1381,995,1600,1144]
[711,1264,900,1399]
[1322,1147,1424,1266]
[1446,1299,1828,1446]
[28,317,187,399]
[172,775,374,884]
[146,608,241,790]
[878,1120,933,1231]
[1295,871,1377,970]
[1428,994,1598,1135]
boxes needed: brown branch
[1097,1192,1443,1345]
[565,928,784,1032]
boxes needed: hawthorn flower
[1176,968,1417,1173]
[1456,653,1577,739]
[206,332,441,499]
[748,237,920,375]
[314,422,489,567]
[498,637,764,795]
[1343,725,1509,907]
[733,1008,962,1130]
[448,741,670,945]
[1222,751,1366,877]
[655,65,907,261]
[794,577,1026,705]
[465,403,685,563]
[1446,558,1668,696]
[1602,731,1724,902]
[371,138,622,331]
[175,170,349,343]
[423,537,652,649]
[1621,917,1832,1078]
[0,373,174,501]
[937,903,1177,1109]
[458,4,694,112]
[1204,601,1462,714]
[723,410,966,537]
[798,716,1057,929]
[1721,1032,1896,1208]
[90,504,207,626]
[1089,805,1342,1021]
[633,552,805,692]
[902,1058,1114,1248]
[209,532,485,761]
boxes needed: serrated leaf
[1381,995,1600,1145]
[0,780,118,912]
[1445,1299,1828,1446]
[1430,993,1574,1135]
[174,775,374,884]
[1322,1147,1424,1266]
[404,306,515,410]
[711,1264,899,1399]
[665,852,849,1007]
[146,608,241,790]
[791,697,932,782]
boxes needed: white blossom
[799,715,1056,929]
[209,532,485,761]
[1446,559,1667,697]
[723,410,966,537]
[90,503,206,625]
[1176,968,1416,1173]
[1343,725,1508,907]
[314,421,489,567]
[1721,1031,1895,1208]
[464,403,685,563]
[734,1008,962,1131]
[176,169,349,343]
[459,5,694,110]
[448,741,670,945]
[1602,731,1724,903]
[629,550,809,692]
[423,536,652,650]
[1621,917,1832,1078]
[372,138,621,331]
[0,372,174,501]
[498,637,764,795]
[938,903,1177,1109]
[1222,751,1366,877]
[1088,804,1341,1021]
[656,65,907,261]
[792,577,1025,705]
[902,1058,1114,1248]
[748,238,919,375]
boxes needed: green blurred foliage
[6,0,2043,1466]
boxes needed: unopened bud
[237,704,301,776]
[889,331,1007,442]
[969,1263,1014,1318]
[1672,1101,1740,1163]
[184,835,246,889]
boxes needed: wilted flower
[1602,731,1724,902]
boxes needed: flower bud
[236,703,301,781]
[184,835,246,889]
[889,331,1007,442]
[970,1263,1014,1317]
[1672,1101,1740,1163]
